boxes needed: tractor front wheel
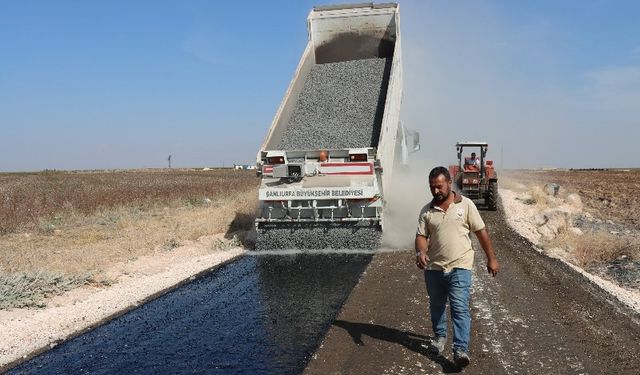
[487,180,498,211]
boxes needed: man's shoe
[453,348,470,367]
[428,336,446,354]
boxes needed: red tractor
[448,142,498,211]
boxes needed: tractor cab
[448,142,498,210]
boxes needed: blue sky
[1,0,639,171]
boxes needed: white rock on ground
[568,227,584,236]
[566,193,583,210]
[538,207,577,240]
[0,235,245,369]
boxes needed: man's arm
[415,235,429,270]
[474,228,499,277]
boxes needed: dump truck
[448,142,498,211]
[254,3,418,250]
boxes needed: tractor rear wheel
[487,181,498,211]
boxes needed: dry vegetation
[0,169,259,309]
[548,230,636,268]
[0,169,257,235]
[0,271,93,310]
[502,169,640,270]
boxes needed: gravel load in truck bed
[276,57,391,150]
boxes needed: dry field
[0,169,259,308]
[502,169,640,230]
[501,169,640,289]
[0,169,257,235]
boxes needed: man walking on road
[415,166,499,368]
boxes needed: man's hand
[416,251,429,270]
[415,235,429,270]
[475,228,499,277]
[486,258,499,277]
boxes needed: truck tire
[487,181,498,211]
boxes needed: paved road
[7,254,371,374]
[305,209,640,374]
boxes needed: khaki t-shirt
[416,193,485,272]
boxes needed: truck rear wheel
[487,181,498,211]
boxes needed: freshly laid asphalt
[7,254,371,374]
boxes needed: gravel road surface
[305,208,640,374]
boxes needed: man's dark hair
[429,166,451,181]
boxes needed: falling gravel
[256,223,382,251]
[277,57,391,150]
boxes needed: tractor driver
[466,152,481,169]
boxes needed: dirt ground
[305,208,640,374]
[503,169,640,230]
